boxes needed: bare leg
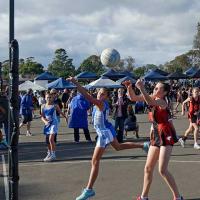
[141,146,159,197]
[192,123,199,144]
[27,122,31,132]
[86,147,105,189]
[49,134,56,151]
[111,138,143,151]
[183,123,193,138]
[158,146,180,198]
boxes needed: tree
[193,22,200,50]
[1,60,9,80]
[19,57,44,77]
[114,56,135,71]
[133,66,146,77]
[48,48,75,78]
[77,55,106,75]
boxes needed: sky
[0,0,200,68]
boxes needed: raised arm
[181,97,191,115]
[135,79,167,109]
[123,80,144,102]
[67,77,104,110]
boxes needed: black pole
[8,39,20,200]
[8,0,20,199]
[0,62,3,92]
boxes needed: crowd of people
[1,78,200,200]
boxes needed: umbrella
[85,76,123,89]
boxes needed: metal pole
[0,62,3,92]
[9,0,20,199]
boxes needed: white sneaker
[44,154,56,162]
[43,152,51,162]
[26,131,32,136]
[179,138,185,148]
[194,143,200,150]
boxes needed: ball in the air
[100,48,120,68]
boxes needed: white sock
[141,196,148,200]
[51,151,56,156]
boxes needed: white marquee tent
[19,81,46,91]
[85,76,123,89]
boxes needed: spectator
[67,93,92,143]
[124,104,139,139]
[19,88,34,136]
[61,89,70,115]
[112,88,129,143]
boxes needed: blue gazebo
[47,78,76,89]
[35,71,57,81]
[101,69,125,80]
[75,71,98,80]
[116,76,136,84]
[144,70,167,81]
[184,66,199,77]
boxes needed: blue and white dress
[42,105,58,135]
[93,101,116,148]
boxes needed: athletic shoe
[26,131,32,136]
[136,196,149,200]
[178,138,185,148]
[44,154,56,162]
[76,188,95,200]
[194,143,200,150]
[43,152,51,162]
[143,142,150,154]
[173,196,184,200]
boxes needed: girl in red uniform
[179,87,200,149]
[124,80,183,200]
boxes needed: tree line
[1,22,200,80]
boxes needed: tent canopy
[47,78,76,89]
[116,76,136,84]
[184,66,199,76]
[85,76,123,89]
[101,69,125,80]
[75,71,98,80]
[34,71,57,81]
[153,68,169,76]
[144,70,167,81]
[19,81,46,91]
[167,72,188,79]
[102,69,136,80]
[190,69,200,78]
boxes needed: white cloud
[0,0,200,67]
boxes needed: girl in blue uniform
[67,77,149,200]
[41,92,66,162]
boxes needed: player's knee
[158,167,167,177]
[91,158,100,167]
[144,165,153,174]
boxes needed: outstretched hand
[66,77,77,84]
[122,80,132,88]
[135,79,144,90]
